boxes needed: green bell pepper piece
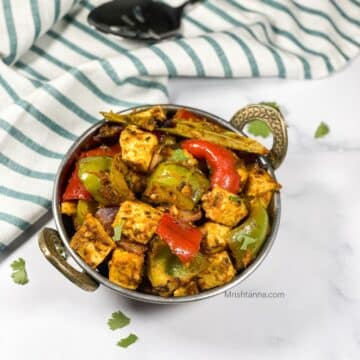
[147,238,179,296]
[148,238,207,293]
[78,156,112,203]
[228,202,269,270]
[165,252,207,282]
[73,199,98,229]
[109,154,133,198]
[144,162,210,210]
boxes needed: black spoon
[87,0,203,41]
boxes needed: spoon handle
[179,0,203,10]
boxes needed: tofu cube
[197,251,236,291]
[109,248,144,289]
[250,191,274,208]
[120,125,158,172]
[60,201,77,216]
[70,213,115,268]
[201,222,231,254]
[246,164,281,198]
[202,186,248,227]
[173,281,199,297]
[112,200,162,244]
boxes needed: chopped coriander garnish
[169,149,189,162]
[240,235,258,250]
[261,101,281,112]
[314,122,330,139]
[108,311,130,330]
[10,257,29,285]
[247,120,271,138]
[247,101,280,138]
[228,195,241,203]
[113,219,125,242]
[117,334,138,348]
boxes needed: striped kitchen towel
[0,0,359,251]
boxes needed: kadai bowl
[39,103,287,304]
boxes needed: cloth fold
[0,0,359,250]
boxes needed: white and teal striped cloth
[0,0,359,251]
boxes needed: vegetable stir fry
[61,106,281,297]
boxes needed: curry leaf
[108,311,130,330]
[247,120,271,138]
[314,122,330,139]
[11,258,29,285]
[117,334,138,348]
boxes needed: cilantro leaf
[247,120,271,138]
[11,257,29,285]
[108,311,130,330]
[314,122,330,139]
[169,149,189,162]
[260,101,281,112]
[228,195,241,203]
[240,235,258,250]
[113,220,125,242]
[117,334,138,348]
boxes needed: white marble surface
[1,57,359,360]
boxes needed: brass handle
[38,228,99,292]
[230,104,288,169]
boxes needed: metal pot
[39,104,288,304]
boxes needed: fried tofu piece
[202,186,248,227]
[120,125,159,172]
[70,213,115,268]
[250,191,274,208]
[109,248,144,289]
[61,201,77,216]
[112,200,162,244]
[173,281,199,297]
[246,164,280,209]
[197,251,236,291]
[236,159,248,192]
[246,164,281,198]
[201,222,231,254]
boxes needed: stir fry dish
[61,106,281,297]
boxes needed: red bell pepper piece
[156,214,202,263]
[62,164,92,201]
[174,109,198,120]
[80,144,121,158]
[181,139,240,194]
[62,144,121,201]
